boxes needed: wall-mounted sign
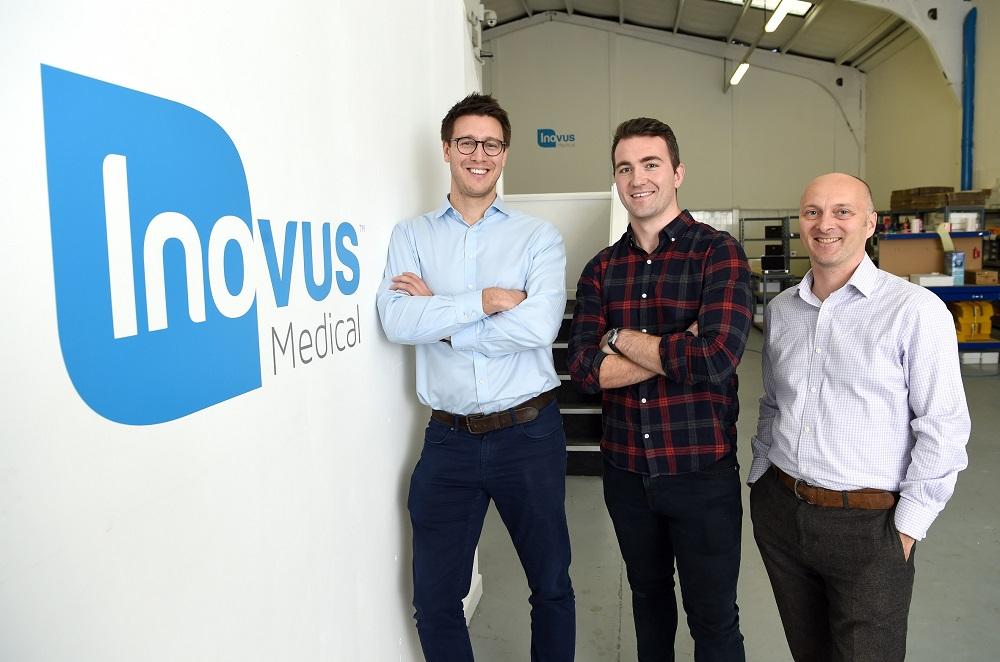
[536,128,576,148]
[42,65,362,425]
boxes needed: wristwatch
[607,327,622,354]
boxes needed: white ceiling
[483,0,920,71]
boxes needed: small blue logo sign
[537,128,557,148]
[536,128,576,149]
[42,65,260,425]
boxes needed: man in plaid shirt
[568,117,752,661]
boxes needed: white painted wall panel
[0,2,476,660]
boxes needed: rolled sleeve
[658,235,752,384]
[568,255,609,394]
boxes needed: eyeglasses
[451,137,507,157]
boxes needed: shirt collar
[626,209,693,251]
[798,254,878,304]
[435,195,508,225]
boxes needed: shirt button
[468,285,474,290]
[804,425,811,433]
[671,237,676,242]
[815,347,821,353]
[641,329,647,333]
[646,259,652,265]
[810,387,817,393]
[643,433,650,439]
[641,398,647,404]
[641,293,647,299]
[478,378,485,384]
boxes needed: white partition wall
[0,2,480,660]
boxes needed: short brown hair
[611,117,680,171]
[440,93,512,145]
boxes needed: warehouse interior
[1,1,997,661]
[467,1,1000,660]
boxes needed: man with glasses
[377,93,574,661]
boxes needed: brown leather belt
[774,467,898,510]
[431,390,556,435]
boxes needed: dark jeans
[750,467,915,662]
[603,458,745,662]
[408,400,575,662]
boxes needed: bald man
[747,173,970,662]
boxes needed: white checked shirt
[749,255,970,540]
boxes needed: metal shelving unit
[740,216,800,329]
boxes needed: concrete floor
[468,327,1000,661]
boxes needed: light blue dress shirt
[749,255,970,540]
[377,197,566,415]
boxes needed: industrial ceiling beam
[723,25,767,93]
[619,0,625,25]
[854,0,970,102]
[519,0,533,18]
[566,0,574,15]
[780,0,827,54]
[674,0,686,34]
[852,21,912,69]
[725,0,753,44]
[834,15,898,64]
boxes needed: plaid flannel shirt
[568,211,752,476]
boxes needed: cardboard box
[879,235,983,277]
[966,270,999,284]
[891,186,953,210]
[948,190,989,206]
[910,273,954,286]
[911,192,949,209]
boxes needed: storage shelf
[877,231,989,240]
[957,341,1000,352]
[925,285,1000,302]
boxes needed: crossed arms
[376,221,567,356]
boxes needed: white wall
[485,19,863,209]
[865,36,962,208]
[504,193,613,291]
[0,2,477,660]
[859,4,999,207]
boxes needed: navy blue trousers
[603,458,746,662]
[408,400,575,661]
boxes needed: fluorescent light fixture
[716,0,811,18]
[765,0,794,32]
[730,62,750,86]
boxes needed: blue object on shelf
[925,285,1000,302]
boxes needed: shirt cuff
[591,350,608,384]
[447,290,487,351]
[894,496,936,541]
[747,456,771,485]
[455,289,486,323]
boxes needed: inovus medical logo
[42,65,360,425]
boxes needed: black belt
[431,390,556,435]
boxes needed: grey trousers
[750,467,915,662]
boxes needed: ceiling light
[765,0,794,32]
[730,62,750,85]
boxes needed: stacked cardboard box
[889,186,989,211]
[890,186,952,210]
